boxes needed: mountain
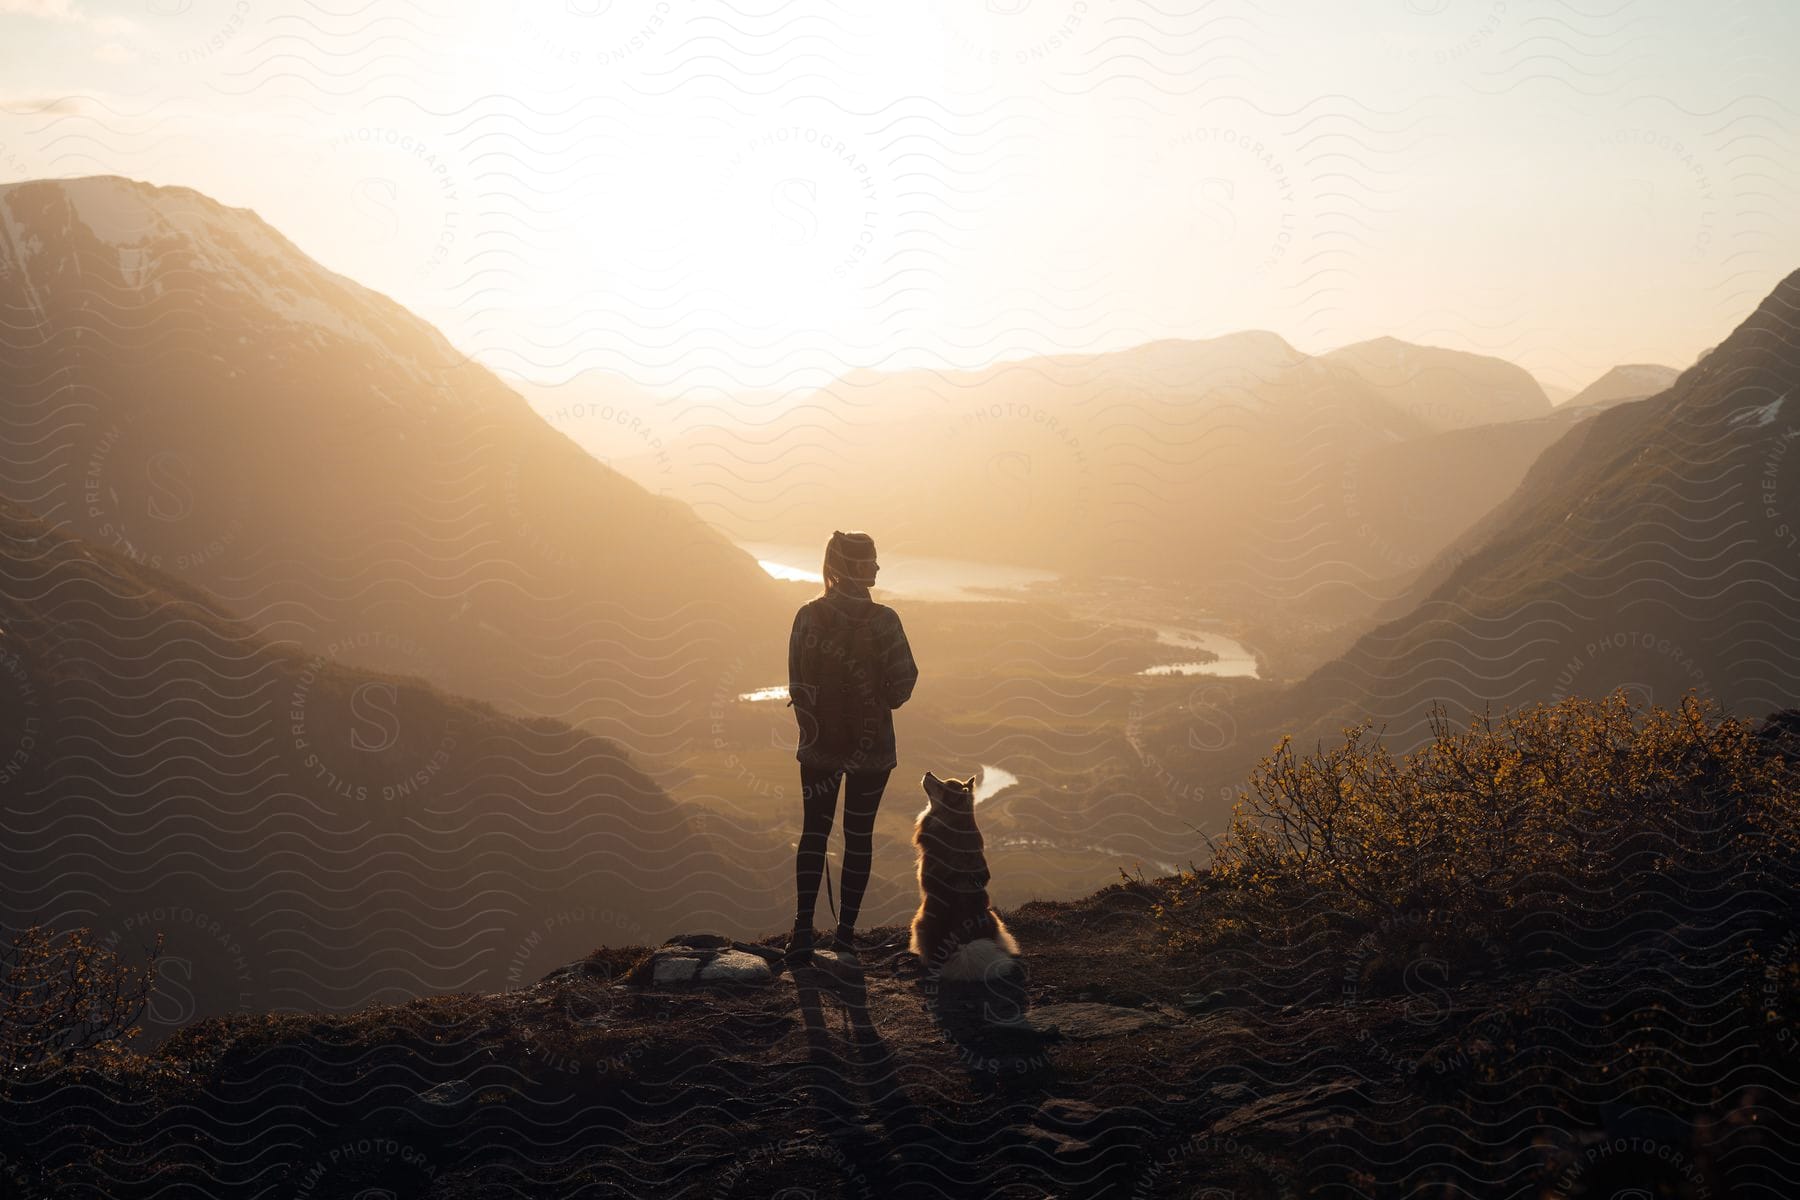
[628,331,1564,621]
[1320,336,1554,430]
[1242,269,1800,752]
[1335,401,1604,583]
[1563,362,1682,409]
[0,498,790,1036]
[0,176,787,756]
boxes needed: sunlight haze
[2,1,1796,392]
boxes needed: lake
[740,541,1058,603]
[1138,625,1261,679]
[734,547,1263,680]
[738,685,788,703]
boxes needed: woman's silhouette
[785,529,918,964]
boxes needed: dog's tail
[938,937,1015,982]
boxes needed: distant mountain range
[0,497,789,1033]
[620,330,1614,618]
[1319,335,1553,429]
[0,176,788,759]
[1563,362,1682,409]
[1158,269,1800,786]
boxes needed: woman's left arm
[787,606,812,709]
[883,611,919,709]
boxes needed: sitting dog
[910,771,1020,985]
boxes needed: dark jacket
[787,585,918,772]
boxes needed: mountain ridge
[1243,266,1800,753]
[0,174,789,758]
[0,494,792,1034]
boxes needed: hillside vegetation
[1158,691,1800,989]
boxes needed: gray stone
[538,958,608,984]
[651,955,700,984]
[418,1080,471,1109]
[729,940,784,964]
[697,949,774,985]
[395,1078,480,1134]
[1027,1002,1177,1040]
[1210,1078,1360,1137]
[1036,1101,1130,1137]
[1012,1124,1092,1159]
[637,946,774,990]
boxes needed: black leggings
[794,765,891,931]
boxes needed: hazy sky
[2,0,1798,397]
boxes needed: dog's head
[921,770,976,816]
[916,770,992,888]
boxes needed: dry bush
[0,925,162,1079]
[1159,690,1800,970]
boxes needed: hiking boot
[822,926,860,962]
[784,923,815,966]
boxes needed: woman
[785,529,918,964]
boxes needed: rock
[662,932,731,950]
[395,1078,479,1135]
[697,950,774,985]
[1210,1078,1361,1138]
[418,1080,472,1109]
[729,940,783,964]
[538,958,609,984]
[1034,1098,1153,1138]
[634,945,774,990]
[652,955,701,985]
[1027,1002,1178,1040]
[1011,1124,1093,1159]
[982,1013,1062,1041]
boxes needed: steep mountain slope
[1320,336,1554,430]
[1564,362,1682,409]
[1334,401,1603,581]
[1245,269,1800,752]
[0,500,789,1036]
[0,176,787,756]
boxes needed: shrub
[1159,690,1799,974]
[0,925,162,1080]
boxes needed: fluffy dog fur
[910,771,1019,980]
